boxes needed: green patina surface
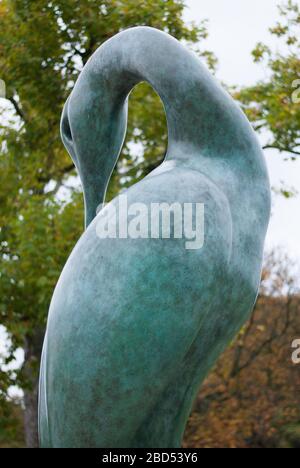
[38,27,271,448]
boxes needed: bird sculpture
[39,27,271,448]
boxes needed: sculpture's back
[39,27,270,448]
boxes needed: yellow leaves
[287,36,298,46]
[270,24,289,37]
[251,43,270,63]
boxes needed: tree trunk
[24,381,39,448]
[22,329,44,448]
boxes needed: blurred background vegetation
[0,0,299,448]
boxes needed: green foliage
[0,397,25,448]
[236,1,300,161]
[279,424,300,448]
[0,1,211,399]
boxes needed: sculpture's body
[39,27,270,448]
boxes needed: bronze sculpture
[39,27,270,448]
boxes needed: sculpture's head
[61,75,129,228]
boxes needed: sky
[185,0,300,261]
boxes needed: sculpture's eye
[61,101,77,165]
[61,111,73,145]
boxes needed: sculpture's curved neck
[61,27,268,227]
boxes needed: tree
[236,1,300,162]
[0,0,213,447]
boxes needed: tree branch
[9,96,26,122]
[263,144,300,156]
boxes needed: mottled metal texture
[38,27,271,448]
